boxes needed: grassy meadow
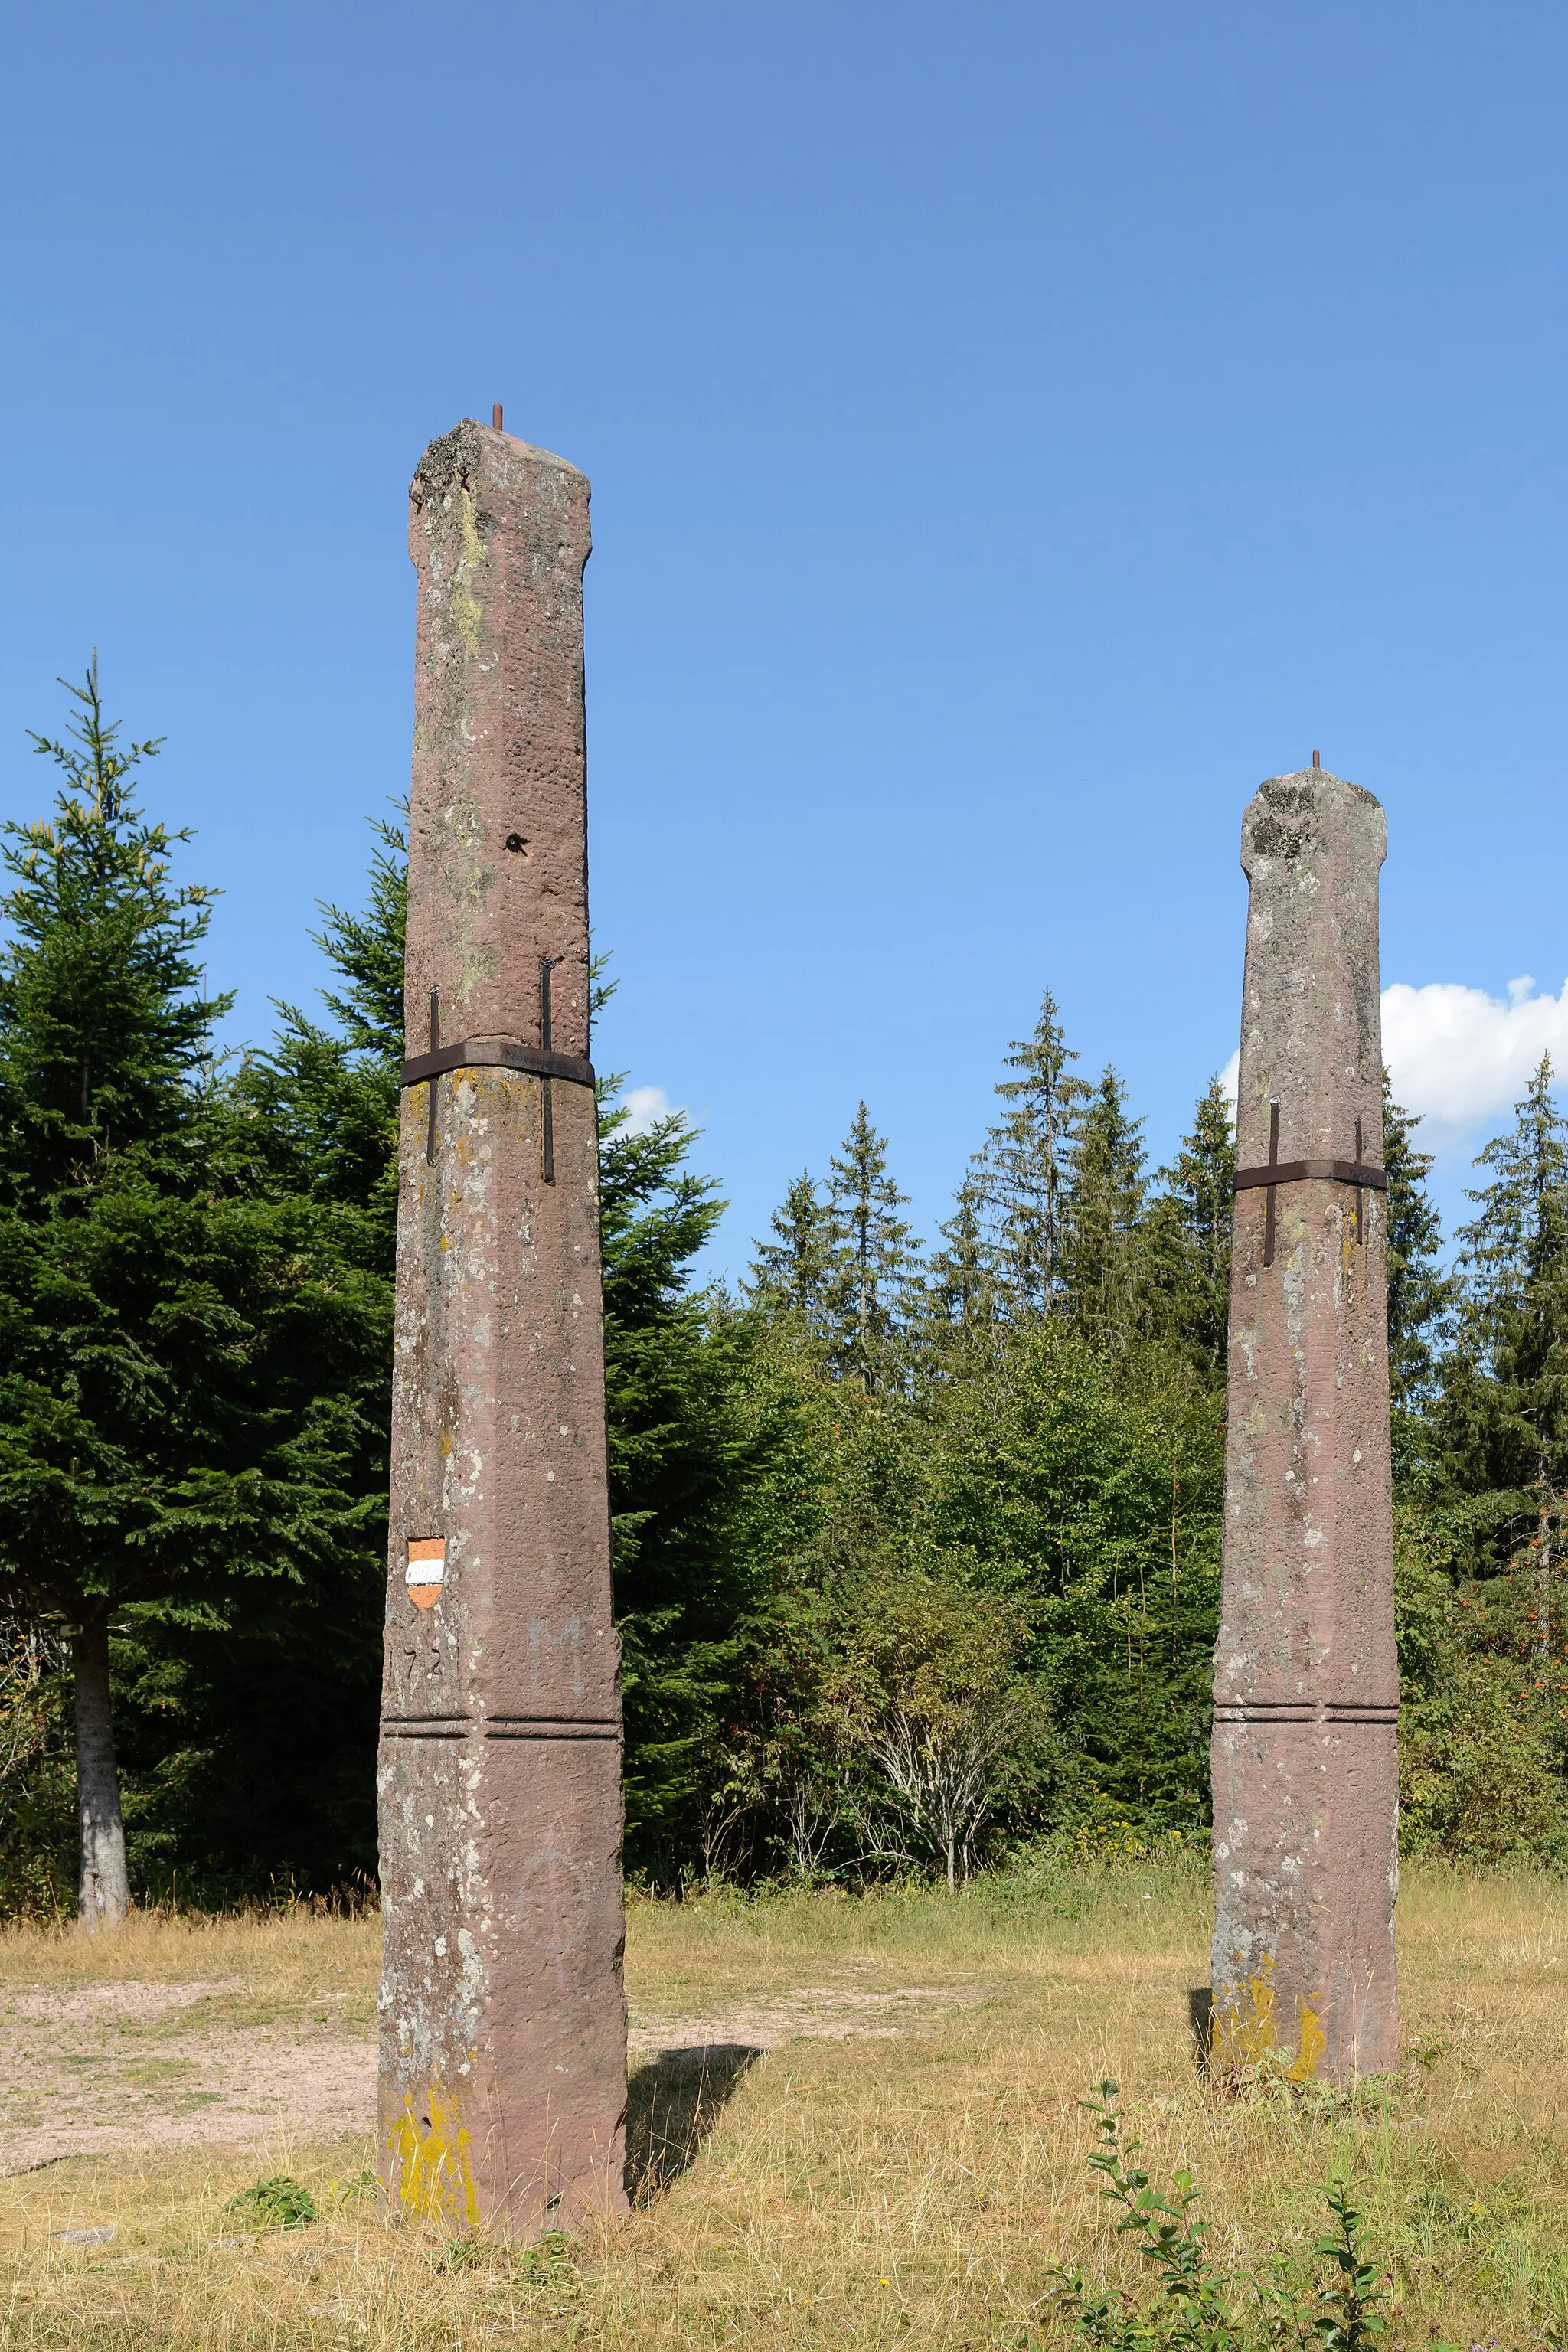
[0,1860,1563,2347]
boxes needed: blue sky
[3,2,1566,1272]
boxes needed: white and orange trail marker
[404,1540,445,1609]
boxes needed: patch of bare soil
[0,1973,988,2173]
[0,1979,374,2175]
[628,1981,988,2057]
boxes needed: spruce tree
[176,816,405,1890]
[825,1103,921,1392]
[0,666,219,1187]
[972,989,1088,1318]
[923,1171,998,1343]
[598,1086,740,1854]
[0,665,372,1921]
[1444,1057,1568,1651]
[231,815,405,1237]
[233,835,772,1885]
[1381,1072,1452,1483]
[1060,1064,1148,1356]
[1144,1077,1235,1383]
[0,665,220,1921]
[748,1170,839,1340]
[244,856,776,1881]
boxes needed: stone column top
[1236,766,1386,1177]
[405,419,593,1059]
[412,417,590,493]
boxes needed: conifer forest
[2,668,1563,1912]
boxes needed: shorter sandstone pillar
[1210,764,1400,2083]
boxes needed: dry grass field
[0,1859,1561,2347]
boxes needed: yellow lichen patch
[1210,1950,1325,2083]
[1285,1995,1327,2082]
[387,2079,479,2230]
[1210,1953,1280,2073]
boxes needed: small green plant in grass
[511,2230,585,2328]
[435,2236,485,2272]
[1308,2180,1387,2350]
[328,2166,380,2207]
[516,2229,579,2288]
[1047,2079,1248,2347]
[224,2174,318,2232]
[433,2230,581,2308]
[1046,2082,1452,2350]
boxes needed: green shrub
[1400,1652,1561,1862]
[1047,2081,1465,2350]
[224,2175,318,2233]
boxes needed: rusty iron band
[1241,1102,1383,1265]
[399,1038,595,1089]
[1233,1158,1387,1193]
[408,975,588,1183]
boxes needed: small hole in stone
[505,834,528,854]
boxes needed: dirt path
[0,1975,987,2174]
[0,1978,374,2174]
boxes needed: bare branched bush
[828,1573,1045,1890]
[0,1617,64,1789]
[0,1614,72,1913]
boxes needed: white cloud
[620,1083,680,1135]
[1382,976,1568,1152]
[1218,977,1568,1158]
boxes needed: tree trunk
[73,1613,129,1929]
[1539,1466,1554,1662]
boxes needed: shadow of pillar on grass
[625,2043,765,2204]
[1187,1986,1214,2073]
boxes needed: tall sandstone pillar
[377,418,628,2233]
[1210,765,1400,2083]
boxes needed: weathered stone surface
[377,419,628,2233]
[1210,765,1399,2083]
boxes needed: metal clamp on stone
[401,967,594,1181]
[1232,1158,1387,1193]
[1233,1102,1384,1266]
[398,1037,596,1089]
